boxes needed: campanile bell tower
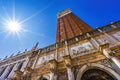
[56,9,93,43]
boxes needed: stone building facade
[0,9,120,80]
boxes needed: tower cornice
[57,9,72,18]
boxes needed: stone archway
[81,69,114,80]
[38,77,48,80]
[76,63,120,80]
[42,78,48,80]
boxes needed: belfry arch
[76,63,120,80]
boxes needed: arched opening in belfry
[81,69,116,80]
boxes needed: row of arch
[37,63,120,80]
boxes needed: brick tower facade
[56,9,93,43]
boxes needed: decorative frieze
[70,41,95,57]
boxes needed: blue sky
[0,0,120,59]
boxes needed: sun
[7,20,21,33]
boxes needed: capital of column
[21,67,33,80]
[103,48,116,58]
[49,59,57,73]
[12,70,23,80]
[63,55,72,68]
[22,67,33,77]
[23,67,33,74]
[99,43,109,52]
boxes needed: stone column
[55,44,58,61]
[103,48,120,68]
[12,70,23,80]
[0,65,10,79]
[65,41,69,55]
[49,59,57,80]
[32,50,40,69]
[0,68,3,74]
[0,67,5,76]
[21,57,29,71]
[22,67,33,80]
[8,63,20,78]
[63,55,75,80]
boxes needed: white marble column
[0,68,4,75]
[49,59,57,80]
[0,67,5,76]
[20,62,26,71]
[7,63,19,78]
[0,66,10,79]
[50,71,54,80]
[103,48,120,68]
[65,41,69,55]
[67,68,74,80]
[55,44,58,61]
[112,57,120,68]
[50,69,57,80]
[21,57,29,71]
[0,68,3,74]
[32,50,40,69]
[63,55,75,80]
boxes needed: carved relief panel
[70,42,95,58]
[36,52,55,66]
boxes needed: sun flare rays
[1,0,55,41]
